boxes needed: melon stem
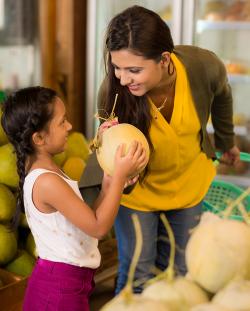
[222,187,250,219]
[238,201,250,225]
[110,94,119,119]
[90,94,119,150]
[146,214,175,286]
[121,213,143,302]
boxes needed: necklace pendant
[157,96,167,112]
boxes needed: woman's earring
[167,60,174,76]
[161,55,168,65]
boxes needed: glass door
[188,0,250,186]
[0,0,40,93]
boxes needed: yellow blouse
[121,54,216,212]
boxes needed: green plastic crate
[203,180,250,221]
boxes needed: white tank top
[23,168,101,268]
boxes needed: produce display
[101,190,250,311]
[63,156,86,181]
[225,62,248,75]
[202,1,250,75]
[55,131,90,181]
[204,0,250,21]
[186,212,250,293]
[101,214,168,311]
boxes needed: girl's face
[43,97,72,155]
[110,49,166,96]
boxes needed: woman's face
[110,49,165,96]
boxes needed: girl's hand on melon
[102,171,139,192]
[113,141,148,179]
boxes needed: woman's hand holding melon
[98,118,119,135]
[124,175,139,189]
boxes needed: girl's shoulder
[25,168,65,179]
[24,168,79,202]
[26,168,70,181]
[25,168,76,189]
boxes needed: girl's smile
[43,97,72,155]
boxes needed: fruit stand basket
[0,268,28,311]
[203,180,250,221]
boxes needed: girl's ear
[160,52,171,66]
[32,131,45,146]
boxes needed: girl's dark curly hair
[1,86,57,229]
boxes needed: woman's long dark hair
[101,5,174,147]
[1,86,57,229]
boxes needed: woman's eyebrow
[111,63,143,70]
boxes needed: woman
[97,5,240,294]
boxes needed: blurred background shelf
[207,124,248,136]
[197,20,250,33]
[228,74,250,83]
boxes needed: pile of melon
[0,108,90,279]
[54,131,90,181]
[101,189,250,311]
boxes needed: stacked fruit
[0,109,90,278]
[55,131,90,181]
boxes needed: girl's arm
[33,142,147,239]
[92,173,139,211]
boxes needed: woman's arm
[210,54,240,164]
[210,53,235,151]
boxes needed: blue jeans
[114,202,202,294]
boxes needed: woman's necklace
[157,96,168,112]
[156,76,176,112]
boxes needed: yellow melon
[0,144,19,188]
[65,132,90,162]
[0,184,16,222]
[0,224,17,265]
[96,123,150,176]
[63,157,86,181]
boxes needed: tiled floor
[89,278,115,311]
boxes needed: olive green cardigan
[173,45,234,157]
[80,45,235,189]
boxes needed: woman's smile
[111,50,164,96]
[128,84,141,92]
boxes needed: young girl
[1,86,147,311]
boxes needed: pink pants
[23,258,96,311]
